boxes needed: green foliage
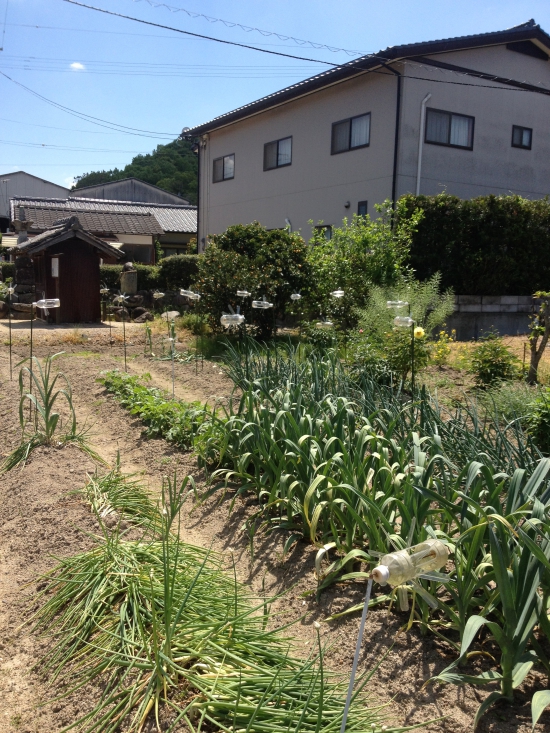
[159,253,199,290]
[34,471,388,733]
[99,371,210,449]
[398,193,550,295]
[193,222,310,338]
[430,327,456,367]
[357,273,455,344]
[1,261,15,281]
[73,139,198,203]
[470,331,521,387]
[528,388,550,454]
[204,341,550,726]
[179,311,209,335]
[304,204,417,327]
[382,327,430,383]
[100,257,198,292]
[528,291,550,385]
[3,353,102,472]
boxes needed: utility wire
[0,0,8,50]
[0,138,147,152]
[128,0,364,56]
[62,0,550,97]
[0,70,181,138]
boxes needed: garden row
[100,337,550,729]
[31,466,391,732]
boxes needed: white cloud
[70,62,85,71]
[64,176,76,187]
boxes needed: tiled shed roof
[17,216,124,260]
[12,202,164,236]
[10,196,197,234]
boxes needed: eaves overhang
[186,21,550,136]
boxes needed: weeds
[2,353,103,472]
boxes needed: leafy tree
[303,203,419,328]
[73,139,198,203]
[193,222,310,338]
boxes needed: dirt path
[0,334,548,733]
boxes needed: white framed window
[512,125,532,150]
[213,154,235,182]
[331,113,371,154]
[425,108,474,150]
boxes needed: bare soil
[0,321,548,733]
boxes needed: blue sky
[1,0,549,188]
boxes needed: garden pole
[29,301,34,422]
[123,315,127,372]
[340,578,373,733]
[8,292,12,380]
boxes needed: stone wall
[447,296,535,340]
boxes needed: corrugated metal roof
[186,20,550,135]
[10,196,197,233]
[13,203,164,236]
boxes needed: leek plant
[31,470,400,733]
[2,353,103,472]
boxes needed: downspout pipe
[416,93,432,196]
[382,63,402,208]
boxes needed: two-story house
[187,20,550,249]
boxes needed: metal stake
[8,292,12,380]
[340,579,373,733]
[123,315,127,372]
[29,301,34,421]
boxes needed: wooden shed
[17,216,123,323]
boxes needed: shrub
[357,273,455,345]
[528,388,550,453]
[193,222,310,338]
[431,327,456,367]
[398,193,550,295]
[304,204,418,328]
[470,331,521,387]
[100,264,160,291]
[1,261,15,281]
[179,312,209,335]
[159,254,199,290]
[383,325,431,383]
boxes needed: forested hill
[73,139,198,204]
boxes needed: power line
[62,0,367,66]
[127,0,364,56]
[0,70,181,138]
[0,138,147,153]
[61,1,550,98]
[5,22,338,49]
[0,0,9,50]
[0,115,126,135]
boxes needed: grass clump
[2,353,102,472]
[32,471,397,733]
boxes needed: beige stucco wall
[397,45,550,199]
[199,68,400,244]
[198,43,550,246]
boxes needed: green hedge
[398,194,550,295]
[1,262,15,281]
[159,254,199,290]
[99,255,199,291]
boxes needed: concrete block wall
[447,296,535,340]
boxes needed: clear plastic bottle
[372,539,448,586]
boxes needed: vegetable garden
[1,207,550,732]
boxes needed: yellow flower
[414,326,425,339]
